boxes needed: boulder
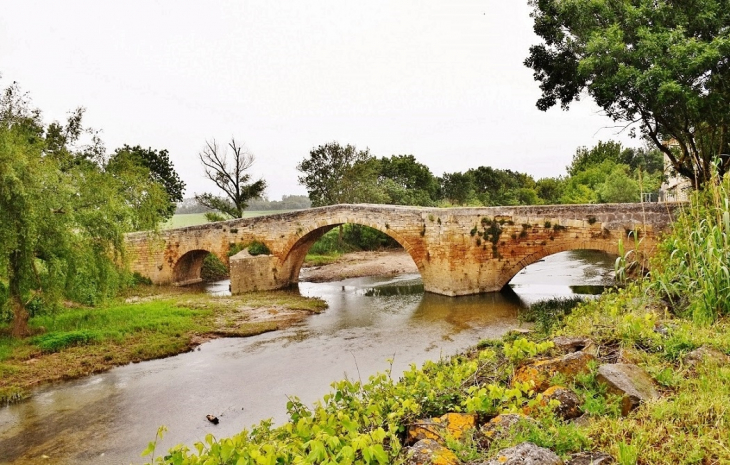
[565,451,615,464]
[513,351,596,392]
[542,386,582,420]
[480,442,563,465]
[406,438,460,465]
[683,346,730,367]
[408,412,477,444]
[481,413,537,444]
[596,363,659,415]
[552,336,598,356]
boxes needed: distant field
[164,211,292,229]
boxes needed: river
[0,250,615,465]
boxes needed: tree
[0,82,169,337]
[440,172,475,205]
[525,0,730,187]
[297,142,386,207]
[377,155,439,206]
[567,140,664,177]
[195,138,267,219]
[107,145,185,219]
[535,177,565,204]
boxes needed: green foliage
[650,173,730,322]
[200,254,228,281]
[526,1,730,186]
[308,225,399,257]
[107,145,185,220]
[502,338,554,364]
[297,142,386,207]
[33,330,100,353]
[520,297,585,334]
[376,154,439,206]
[248,241,271,256]
[0,81,170,337]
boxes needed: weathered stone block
[596,363,659,415]
[513,351,596,392]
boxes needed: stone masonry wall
[125,203,681,296]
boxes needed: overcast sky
[1,1,637,200]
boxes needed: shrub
[247,241,271,256]
[520,297,585,334]
[34,330,100,353]
[200,254,228,281]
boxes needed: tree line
[294,140,664,209]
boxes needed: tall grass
[650,171,730,322]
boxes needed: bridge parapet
[125,203,681,296]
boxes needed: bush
[200,254,228,281]
[34,330,100,353]
[247,241,271,256]
[520,297,585,334]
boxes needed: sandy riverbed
[300,249,418,282]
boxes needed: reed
[650,169,730,323]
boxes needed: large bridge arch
[277,217,425,285]
[495,243,621,291]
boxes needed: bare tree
[194,138,266,220]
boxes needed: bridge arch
[278,218,423,284]
[496,243,620,290]
[172,249,226,286]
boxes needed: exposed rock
[408,412,477,444]
[480,442,563,465]
[683,346,730,367]
[481,413,537,444]
[571,414,592,428]
[406,438,460,465]
[552,336,598,356]
[513,351,596,392]
[542,386,582,420]
[566,451,616,464]
[596,363,659,415]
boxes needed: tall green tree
[525,0,730,187]
[376,155,439,206]
[297,142,386,207]
[567,140,663,177]
[0,82,171,337]
[107,145,185,220]
[439,172,475,205]
[195,138,267,220]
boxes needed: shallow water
[0,250,614,465]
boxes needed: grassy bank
[0,287,326,405]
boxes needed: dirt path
[300,249,418,282]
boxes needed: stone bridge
[125,203,679,296]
